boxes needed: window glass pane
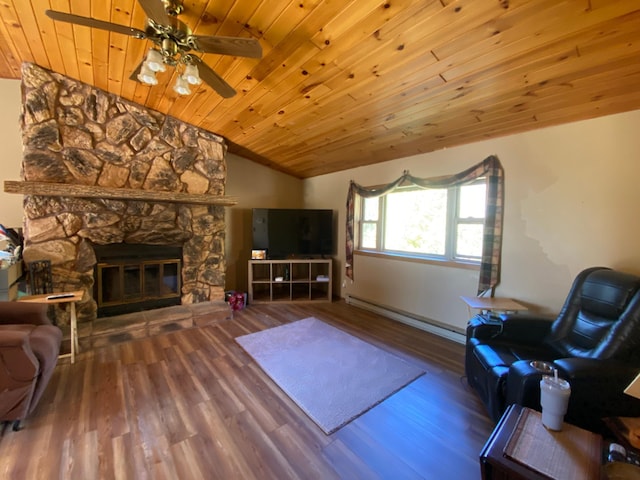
[384,189,447,255]
[459,183,486,219]
[456,224,484,258]
[363,197,379,221]
[162,262,179,294]
[100,266,121,303]
[361,223,377,249]
[124,265,141,299]
[144,264,160,297]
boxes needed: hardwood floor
[0,301,495,479]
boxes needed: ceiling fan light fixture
[44,4,261,99]
[173,75,191,95]
[184,64,202,85]
[145,48,166,72]
[137,64,158,85]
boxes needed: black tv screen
[252,208,334,259]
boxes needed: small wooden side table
[460,295,528,319]
[480,404,602,480]
[19,291,83,364]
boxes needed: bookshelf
[248,259,332,303]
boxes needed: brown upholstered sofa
[0,301,62,430]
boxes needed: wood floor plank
[322,437,379,480]
[195,400,259,480]
[112,433,138,480]
[170,436,210,479]
[271,423,341,480]
[0,300,494,479]
[334,421,427,480]
[350,380,482,478]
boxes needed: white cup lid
[541,375,570,390]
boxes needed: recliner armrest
[466,314,503,342]
[554,357,639,383]
[554,357,640,430]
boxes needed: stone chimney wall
[20,63,227,325]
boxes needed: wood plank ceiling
[0,1,639,179]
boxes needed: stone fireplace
[15,63,234,326]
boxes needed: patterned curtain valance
[345,155,504,295]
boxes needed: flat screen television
[252,208,334,259]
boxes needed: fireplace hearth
[94,244,182,318]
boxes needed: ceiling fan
[45,0,262,98]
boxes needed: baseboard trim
[345,295,466,345]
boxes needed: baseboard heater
[345,295,466,345]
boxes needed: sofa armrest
[0,325,39,383]
[0,326,33,348]
[0,302,50,326]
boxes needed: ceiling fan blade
[195,60,236,98]
[137,0,171,26]
[45,10,147,39]
[191,36,262,58]
[129,61,145,81]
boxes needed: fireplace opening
[93,244,182,318]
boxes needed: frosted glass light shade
[173,75,191,95]
[137,64,158,85]
[184,64,202,85]
[145,49,166,72]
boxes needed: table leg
[70,301,77,364]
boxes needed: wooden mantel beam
[4,181,238,206]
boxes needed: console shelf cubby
[248,259,332,303]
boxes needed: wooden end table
[460,295,528,319]
[480,404,602,480]
[19,291,83,364]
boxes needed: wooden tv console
[248,259,332,303]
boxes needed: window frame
[357,194,383,250]
[450,177,486,262]
[355,178,486,265]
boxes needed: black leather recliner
[466,267,640,432]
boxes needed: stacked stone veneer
[20,63,227,325]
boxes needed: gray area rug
[235,317,425,434]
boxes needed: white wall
[0,79,24,229]
[304,109,640,332]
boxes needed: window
[356,178,486,263]
[345,155,503,289]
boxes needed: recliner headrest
[581,269,640,318]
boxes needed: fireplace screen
[94,244,182,317]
